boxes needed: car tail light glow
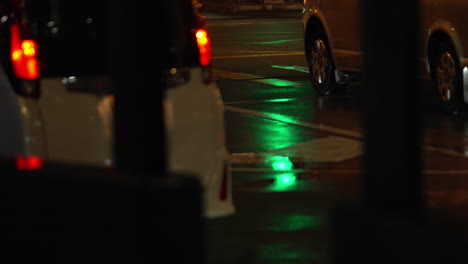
[195,28,212,66]
[10,24,39,80]
[16,155,44,171]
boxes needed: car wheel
[306,33,338,95]
[433,42,464,114]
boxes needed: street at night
[4,1,468,263]
[203,9,468,264]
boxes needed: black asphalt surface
[202,6,468,264]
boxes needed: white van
[0,0,235,218]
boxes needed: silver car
[302,0,468,113]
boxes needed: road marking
[225,105,363,138]
[271,65,310,73]
[213,52,304,59]
[213,69,304,87]
[214,66,468,160]
[225,105,468,159]
[231,136,362,164]
[261,136,362,162]
[253,38,303,45]
[421,145,468,158]
[231,168,308,172]
[231,167,468,175]
[252,78,303,87]
[226,98,300,105]
[215,50,303,54]
[213,69,260,80]
[208,21,302,26]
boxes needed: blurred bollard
[0,165,203,264]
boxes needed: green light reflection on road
[252,112,301,153]
[259,242,321,261]
[252,110,316,191]
[276,173,296,186]
[264,98,296,103]
[264,112,297,123]
[267,155,294,171]
[265,156,297,191]
[254,78,302,87]
[267,214,322,232]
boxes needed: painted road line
[271,65,310,73]
[213,69,261,80]
[213,52,304,59]
[213,69,304,87]
[215,50,303,54]
[261,136,362,162]
[226,98,301,105]
[252,78,304,87]
[422,145,468,158]
[253,39,303,45]
[231,167,468,175]
[225,105,468,159]
[230,136,362,164]
[225,105,363,138]
[208,21,302,26]
[231,168,308,172]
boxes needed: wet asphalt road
[202,10,468,264]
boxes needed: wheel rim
[309,39,330,87]
[436,51,457,103]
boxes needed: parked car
[302,0,468,114]
[0,0,235,218]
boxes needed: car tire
[306,31,338,95]
[433,42,464,114]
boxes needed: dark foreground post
[333,1,468,263]
[360,0,423,217]
[333,1,426,263]
[110,0,167,175]
[108,0,204,263]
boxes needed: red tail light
[10,24,39,80]
[195,29,212,67]
[16,155,44,171]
